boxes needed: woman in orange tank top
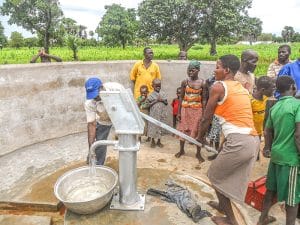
[197,55,260,225]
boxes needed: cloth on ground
[147,180,212,222]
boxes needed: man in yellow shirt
[130,47,161,99]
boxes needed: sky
[1,0,300,38]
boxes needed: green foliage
[138,0,203,51]
[96,4,138,49]
[281,26,295,42]
[23,37,39,48]
[280,26,300,43]
[9,31,23,48]
[1,0,63,52]
[239,17,263,43]
[1,43,300,76]
[0,21,7,47]
[257,33,273,42]
[66,35,79,61]
[292,33,300,42]
[199,0,256,55]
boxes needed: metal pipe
[89,140,118,158]
[117,134,140,205]
[140,112,218,154]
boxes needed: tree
[78,25,87,39]
[1,0,63,53]
[138,0,204,52]
[257,33,272,42]
[52,17,78,46]
[9,31,23,48]
[239,16,262,44]
[281,26,295,42]
[0,21,7,48]
[96,4,138,49]
[199,0,253,55]
[89,30,95,39]
[292,32,300,42]
[66,35,79,61]
[61,18,78,36]
[24,37,39,48]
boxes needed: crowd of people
[84,45,300,225]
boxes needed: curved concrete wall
[0,60,215,156]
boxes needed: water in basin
[65,176,109,202]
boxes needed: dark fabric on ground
[147,180,212,222]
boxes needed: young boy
[251,76,274,139]
[145,79,168,148]
[171,87,181,129]
[137,85,150,142]
[258,76,300,225]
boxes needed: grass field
[1,43,299,76]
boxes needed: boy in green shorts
[258,76,300,225]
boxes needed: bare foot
[257,216,276,225]
[211,216,232,225]
[196,153,205,163]
[175,151,185,158]
[207,201,224,214]
[150,142,156,148]
[157,143,164,148]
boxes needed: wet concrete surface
[0,214,51,225]
[65,167,219,225]
[0,132,299,225]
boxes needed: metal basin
[54,166,118,214]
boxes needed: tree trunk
[178,42,187,52]
[122,39,125,49]
[73,50,78,61]
[44,32,50,53]
[209,37,217,56]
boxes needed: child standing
[251,76,274,160]
[171,87,181,129]
[251,76,275,139]
[145,79,168,148]
[137,85,150,142]
[176,60,206,163]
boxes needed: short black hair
[256,76,273,90]
[279,44,291,54]
[276,75,295,94]
[219,54,240,75]
[140,85,148,91]
[143,47,152,54]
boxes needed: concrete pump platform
[0,132,295,225]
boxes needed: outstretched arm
[87,121,97,148]
[30,54,40,63]
[197,82,223,142]
[45,53,62,62]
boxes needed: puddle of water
[21,162,85,203]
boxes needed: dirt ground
[0,132,299,225]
